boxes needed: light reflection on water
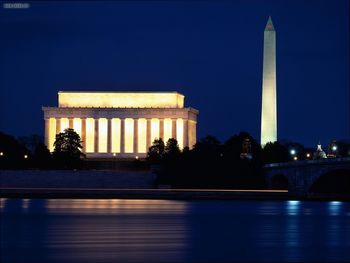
[1,198,350,263]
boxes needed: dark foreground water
[1,198,350,263]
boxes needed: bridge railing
[264,157,350,169]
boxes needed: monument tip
[265,16,275,31]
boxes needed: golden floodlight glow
[60,118,69,132]
[58,92,184,108]
[111,118,121,153]
[98,118,108,153]
[138,118,147,153]
[176,118,184,149]
[151,118,160,143]
[124,118,134,153]
[48,118,56,152]
[163,118,172,143]
[73,118,82,138]
[85,118,95,153]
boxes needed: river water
[1,198,349,262]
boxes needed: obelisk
[261,16,277,146]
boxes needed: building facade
[43,91,198,158]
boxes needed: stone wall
[0,170,156,189]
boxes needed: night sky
[0,0,348,147]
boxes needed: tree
[17,134,42,154]
[146,138,165,164]
[0,131,30,169]
[157,138,182,185]
[53,128,84,168]
[337,140,350,157]
[33,143,52,168]
[262,141,289,164]
[164,138,181,157]
[222,132,264,189]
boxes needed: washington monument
[261,16,277,146]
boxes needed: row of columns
[46,117,188,154]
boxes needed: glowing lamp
[0,152,3,156]
[293,156,298,161]
[290,149,296,155]
[24,155,28,159]
[332,145,337,151]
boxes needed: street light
[24,154,28,159]
[0,152,3,156]
[293,156,298,161]
[290,149,296,155]
[332,145,337,151]
[306,153,311,158]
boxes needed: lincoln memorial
[42,91,198,158]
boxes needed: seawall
[0,170,156,189]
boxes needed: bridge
[264,157,350,195]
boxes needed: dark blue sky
[0,0,349,147]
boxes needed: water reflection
[1,199,188,263]
[286,200,300,216]
[1,199,350,263]
[328,201,342,216]
[46,199,188,215]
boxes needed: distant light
[113,153,116,157]
[290,149,296,155]
[306,153,311,158]
[0,152,3,156]
[24,154,28,159]
[135,156,139,160]
[332,145,337,151]
[293,156,298,161]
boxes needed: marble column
[120,118,125,154]
[44,118,49,147]
[183,119,188,148]
[81,118,86,153]
[172,118,177,140]
[159,119,164,141]
[56,118,61,134]
[107,118,112,153]
[133,118,138,153]
[146,118,152,150]
[68,118,74,129]
[94,118,99,153]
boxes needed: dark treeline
[0,129,84,169]
[149,132,265,189]
[147,133,350,189]
[1,129,350,189]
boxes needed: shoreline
[1,188,349,201]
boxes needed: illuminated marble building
[42,91,198,158]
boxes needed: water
[1,198,349,262]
